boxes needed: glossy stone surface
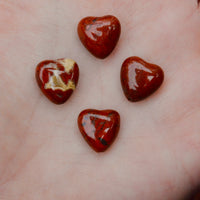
[78,109,120,152]
[78,15,121,59]
[121,57,164,102]
[36,58,79,104]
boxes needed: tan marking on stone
[45,70,75,92]
[58,58,75,73]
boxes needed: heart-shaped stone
[78,109,120,152]
[35,58,79,104]
[121,57,164,102]
[78,15,121,59]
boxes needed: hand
[0,0,199,199]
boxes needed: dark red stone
[78,109,120,152]
[121,57,164,102]
[35,58,79,104]
[77,15,121,59]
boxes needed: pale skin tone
[0,0,200,199]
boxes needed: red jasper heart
[121,57,164,102]
[78,109,120,152]
[78,15,121,59]
[35,58,79,104]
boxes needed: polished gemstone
[78,15,121,59]
[35,58,79,104]
[121,57,164,102]
[78,109,120,152]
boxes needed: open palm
[1,0,200,199]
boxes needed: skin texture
[0,0,200,199]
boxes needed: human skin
[0,0,200,199]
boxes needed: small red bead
[78,109,120,152]
[121,57,164,102]
[35,58,79,104]
[78,15,121,59]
